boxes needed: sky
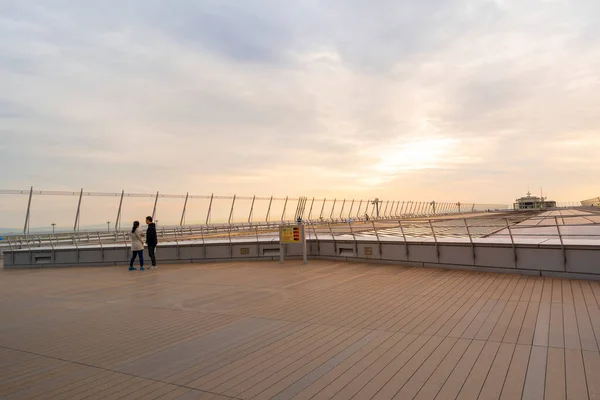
[1,0,600,213]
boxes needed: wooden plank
[456,341,501,400]
[434,340,486,400]
[545,347,566,400]
[583,351,600,400]
[500,344,531,400]
[522,345,547,400]
[478,343,515,400]
[565,348,589,400]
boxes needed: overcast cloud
[1,0,600,207]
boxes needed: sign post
[279,224,307,264]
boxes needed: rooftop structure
[513,191,557,210]
[582,197,600,207]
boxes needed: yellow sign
[281,226,303,243]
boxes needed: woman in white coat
[129,221,145,271]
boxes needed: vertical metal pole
[394,201,401,217]
[115,190,124,232]
[349,220,358,256]
[23,186,33,235]
[307,197,315,221]
[429,219,440,262]
[423,202,430,215]
[180,193,189,227]
[407,201,414,216]
[399,201,406,216]
[555,216,567,270]
[339,199,346,220]
[228,195,236,225]
[248,195,256,224]
[356,200,363,218]
[383,201,390,219]
[302,225,307,264]
[266,196,273,223]
[506,218,517,267]
[320,198,327,220]
[205,194,214,225]
[330,198,337,221]
[281,196,288,222]
[399,220,409,260]
[279,226,284,264]
[348,199,355,219]
[73,188,83,232]
[372,220,382,259]
[152,191,159,220]
[465,218,475,264]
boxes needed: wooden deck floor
[2,261,600,399]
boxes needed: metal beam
[180,193,189,226]
[205,194,214,225]
[23,186,33,234]
[115,190,124,231]
[74,188,83,232]
[152,191,159,220]
[248,195,256,224]
[228,195,236,225]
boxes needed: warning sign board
[280,226,303,243]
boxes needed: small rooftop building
[581,197,600,207]
[514,191,556,210]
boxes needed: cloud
[1,0,600,228]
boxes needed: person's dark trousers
[129,250,144,270]
[148,245,157,267]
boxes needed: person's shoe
[140,267,145,271]
[129,267,136,271]
[152,265,157,269]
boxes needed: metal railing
[0,187,498,235]
[4,209,599,254]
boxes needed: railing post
[429,219,440,263]
[205,193,214,225]
[327,221,335,253]
[506,218,517,267]
[407,201,414,216]
[320,198,327,221]
[372,220,382,259]
[23,186,33,235]
[339,199,346,221]
[307,197,315,222]
[555,216,567,270]
[115,190,124,232]
[281,196,288,222]
[180,192,189,227]
[464,218,475,265]
[96,232,103,262]
[356,199,363,219]
[73,188,83,232]
[349,220,357,257]
[248,195,256,225]
[330,198,337,221]
[311,221,320,255]
[265,195,273,223]
[228,195,236,225]
[398,220,409,260]
[152,191,159,221]
[348,199,355,220]
[383,200,390,219]
[399,201,406,217]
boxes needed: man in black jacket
[146,216,158,269]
